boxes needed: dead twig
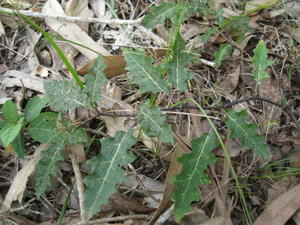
[78,96,300,129]
[0,7,144,25]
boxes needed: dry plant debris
[0,0,300,224]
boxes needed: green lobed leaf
[24,95,49,122]
[84,56,108,104]
[137,100,173,144]
[84,130,138,220]
[251,40,273,84]
[34,115,88,197]
[164,33,194,92]
[214,43,232,68]
[221,15,251,39]
[29,112,59,143]
[35,140,66,198]
[0,118,24,147]
[142,2,176,29]
[172,133,219,221]
[65,127,89,145]
[123,48,169,93]
[11,132,25,159]
[2,100,19,122]
[224,109,270,159]
[201,28,217,44]
[44,80,90,112]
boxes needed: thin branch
[70,155,86,222]
[78,96,300,129]
[0,7,144,25]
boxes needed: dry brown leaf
[99,83,157,150]
[254,183,300,225]
[77,55,127,78]
[0,64,8,73]
[48,42,79,73]
[0,15,18,29]
[1,144,47,211]
[179,208,209,225]
[147,131,191,225]
[289,26,300,44]
[258,77,282,131]
[181,23,206,41]
[200,216,229,225]
[219,66,240,93]
[65,143,86,163]
[100,193,155,214]
[42,0,110,59]
[77,49,166,78]
[36,65,49,78]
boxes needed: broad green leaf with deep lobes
[84,130,137,220]
[44,80,90,112]
[137,100,173,144]
[172,133,219,221]
[224,109,270,159]
[251,40,273,84]
[33,115,88,197]
[142,2,176,29]
[84,56,108,104]
[29,112,59,143]
[25,95,49,122]
[2,100,19,122]
[35,140,66,197]
[123,48,169,93]
[165,33,194,92]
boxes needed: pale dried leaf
[293,212,300,225]
[0,15,18,29]
[180,208,209,225]
[90,0,106,17]
[2,70,45,93]
[148,133,190,225]
[48,42,79,71]
[1,144,47,211]
[36,65,49,78]
[0,20,5,35]
[288,26,300,44]
[65,0,93,33]
[66,143,86,163]
[126,174,165,193]
[258,77,282,130]
[181,23,205,41]
[42,0,110,59]
[219,66,240,93]
[99,84,156,150]
[200,216,229,225]
[254,183,300,225]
